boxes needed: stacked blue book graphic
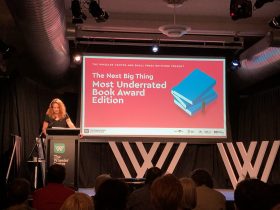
[171,69,217,116]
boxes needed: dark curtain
[235,88,280,141]
[1,76,280,189]
[0,76,78,184]
[78,141,253,188]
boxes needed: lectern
[46,128,80,188]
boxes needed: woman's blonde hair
[60,192,94,210]
[180,177,197,210]
[46,98,66,119]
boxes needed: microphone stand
[27,133,46,189]
[5,134,18,184]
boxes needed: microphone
[38,132,43,138]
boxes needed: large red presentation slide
[81,55,227,139]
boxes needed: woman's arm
[42,121,49,136]
[66,118,76,128]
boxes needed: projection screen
[80,54,227,140]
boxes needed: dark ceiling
[0,0,279,93]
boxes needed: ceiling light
[230,0,252,20]
[159,25,190,38]
[152,44,159,53]
[164,0,186,7]
[89,0,109,23]
[73,54,82,64]
[269,15,280,29]
[159,0,191,38]
[71,0,87,24]
[231,59,241,70]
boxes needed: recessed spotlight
[152,45,159,53]
[73,54,82,64]
[231,58,241,70]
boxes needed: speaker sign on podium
[46,128,80,188]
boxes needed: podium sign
[46,128,79,188]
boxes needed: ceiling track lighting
[230,0,252,20]
[71,0,87,24]
[89,0,109,23]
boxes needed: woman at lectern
[42,98,76,136]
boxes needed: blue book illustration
[174,89,217,116]
[171,69,216,105]
[172,89,217,109]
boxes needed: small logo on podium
[54,143,65,154]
